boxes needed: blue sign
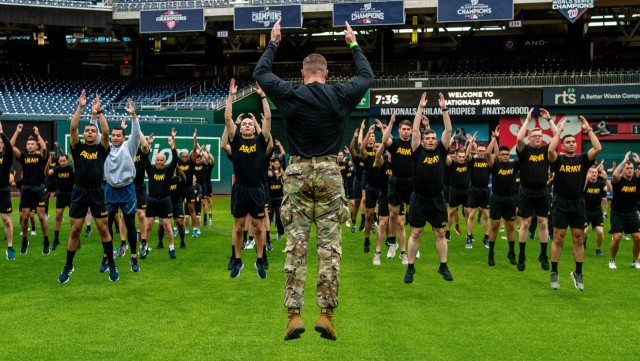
[234,5,302,30]
[552,0,594,24]
[333,1,405,27]
[437,0,513,23]
[140,9,205,33]
[543,85,640,106]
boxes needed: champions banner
[437,0,514,23]
[332,1,405,27]
[552,0,594,24]
[234,5,302,30]
[140,9,205,33]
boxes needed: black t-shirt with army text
[469,157,490,188]
[611,175,638,214]
[230,133,268,188]
[583,178,606,212]
[413,142,448,197]
[551,153,594,199]
[71,142,109,188]
[386,138,414,178]
[517,144,550,190]
[448,161,470,190]
[51,166,75,193]
[490,160,520,196]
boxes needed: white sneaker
[386,242,399,259]
[632,260,640,269]
[30,230,36,236]
[623,235,630,241]
[246,239,255,250]
[400,253,408,265]
[609,260,617,269]
[345,219,351,228]
[373,253,381,266]
[416,250,421,259]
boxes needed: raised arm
[139,132,153,155]
[224,79,238,142]
[411,94,427,151]
[439,92,452,149]
[599,161,612,193]
[612,151,630,184]
[220,126,232,157]
[253,19,292,105]
[486,126,499,168]
[45,154,54,177]
[275,139,285,157]
[360,125,375,159]
[124,98,141,156]
[465,132,477,160]
[70,90,86,148]
[332,22,375,109]
[381,114,395,148]
[580,116,602,161]
[548,119,566,163]
[91,93,109,150]
[348,129,358,161]
[190,128,198,163]
[33,126,47,158]
[373,138,385,168]
[517,108,533,153]
[254,85,271,142]
[10,123,23,159]
[540,108,558,136]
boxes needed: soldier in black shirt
[583,164,610,257]
[10,123,49,255]
[201,145,215,226]
[348,126,369,233]
[360,125,381,254]
[129,132,153,254]
[44,143,61,218]
[465,135,491,247]
[381,114,414,258]
[404,92,454,284]
[445,149,471,246]
[486,126,520,266]
[58,90,115,283]
[515,108,558,272]
[255,20,373,341]
[268,158,285,242]
[608,152,640,270]
[146,130,178,259]
[369,141,394,266]
[178,145,199,236]
[226,79,271,280]
[547,117,600,291]
[46,153,75,251]
[0,122,16,260]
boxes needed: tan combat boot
[314,307,337,341]
[284,307,305,340]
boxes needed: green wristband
[349,41,358,49]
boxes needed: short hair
[456,149,465,155]
[84,123,98,131]
[561,134,575,142]
[624,160,634,167]
[58,153,68,160]
[422,129,436,139]
[498,145,510,152]
[112,126,124,135]
[303,53,327,74]
[529,127,542,134]
[399,120,412,128]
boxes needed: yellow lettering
[153,174,166,181]
[559,164,581,173]
[528,154,545,162]
[134,154,140,162]
[497,168,514,176]
[239,144,257,154]
[79,150,98,160]
[423,155,440,165]
[621,186,637,193]
[179,164,189,171]
[58,172,70,179]
[385,169,393,176]
[24,157,40,164]
[456,166,468,173]
[586,188,600,194]
[170,184,177,191]
[474,161,488,168]
[194,165,203,171]
[396,147,412,156]
[0,158,3,165]
[270,184,282,190]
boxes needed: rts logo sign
[554,88,576,105]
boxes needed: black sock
[235,257,242,265]
[408,263,415,270]
[484,234,489,240]
[360,214,365,222]
[86,225,91,231]
[120,240,127,246]
[266,231,270,242]
[439,262,448,270]
[44,236,49,244]
[54,231,60,242]
[22,236,27,245]
[231,245,235,259]
[243,231,248,243]
[103,241,114,263]
[489,241,495,252]
[508,241,515,253]
[388,236,396,245]
[66,250,76,266]
[551,261,558,273]
[141,239,146,245]
[540,242,548,257]
[575,262,583,274]
[365,237,370,242]
[519,242,526,259]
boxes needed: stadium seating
[0,0,97,8]
[112,78,201,108]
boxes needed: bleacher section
[112,78,201,109]
[0,0,100,8]
[166,78,251,110]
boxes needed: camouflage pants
[281,156,349,309]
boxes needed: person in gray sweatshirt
[101,98,142,273]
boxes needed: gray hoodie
[104,118,140,188]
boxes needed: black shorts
[449,188,469,208]
[378,191,390,217]
[361,172,368,191]
[442,184,451,205]
[353,177,363,199]
[182,186,196,203]
[490,194,517,221]
[365,186,381,209]
[517,187,550,218]
[146,196,173,219]
[344,182,354,200]
[387,176,414,206]
[21,184,46,209]
[195,200,202,215]
[609,210,640,235]
[206,181,213,197]
[45,179,57,193]
[0,188,12,213]
[171,198,184,219]
[408,192,448,229]
[585,209,604,229]
[468,186,490,209]
[552,196,587,229]
[263,183,270,212]
[135,183,148,210]
[231,183,266,219]
[69,186,108,219]
[56,191,72,209]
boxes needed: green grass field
[1,197,639,360]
